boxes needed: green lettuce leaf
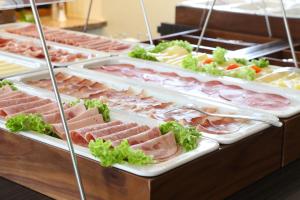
[181,54,200,72]
[84,99,110,122]
[233,58,249,65]
[159,121,201,151]
[89,139,153,167]
[201,63,224,76]
[212,47,227,64]
[128,46,158,61]
[0,80,18,91]
[250,58,269,68]
[150,40,193,53]
[225,66,256,81]
[6,114,54,136]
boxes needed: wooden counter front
[0,125,282,200]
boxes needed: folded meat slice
[0,91,27,101]
[43,103,86,124]
[0,99,51,118]
[85,123,138,142]
[22,102,57,114]
[112,127,161,147]
[68,108,98,123]
[0,96,39,108]
[101,125,150,142]
[0,85,13,96]
[52,114,104,139]
[132,132,178,161]
[71,120,122,146]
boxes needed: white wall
[67,0,183,40]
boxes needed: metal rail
[83,0,93,33]
[29,0,86,199]
[139,0,154,45]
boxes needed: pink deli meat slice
[85,123,138,142]
[52,114,103,139]
[0,91,27,101]
[17,102,57,115]
[42,103,86,124]
[112,127,161,147]
[0,96,39,108]
[0,99,51,117]
[101,125,150,142]
[132,132,178,161]
[68,108,99,123]
[71,120,122,146]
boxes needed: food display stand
[0,0,299,200]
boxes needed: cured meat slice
[14,102,57,116]
[43,104,86,124]
[0,96,39,108]
[0,99,51,117]
[112,127,161,147]
[71,120,123,146]
[68,108,99,123]
[101,125,150,142]
[52,114,103,138]
[132,132,178,161]
[0,91,27,100]
[85,123,138,142]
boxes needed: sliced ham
[43,103,86,124]
[101,125,150,142]
[85,123,138,142]
[52,114,104,138]
[112,127,161,146]
[0,96,39,108]
[19,102,57,115]
[0,91,27,100]
[132,132,178,161]
[68,108,99,123]
[0,99,51,117]
[71,120,122,146]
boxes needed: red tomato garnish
[226,64,240,70]
[203,58,213,64]
[251,66,262,73]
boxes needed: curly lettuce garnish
[128,46,158,61]
[6,114,54,136]
[0,80,18,91]
[89,139,153,167]
[181,54,200,72]
[212,47,227,65]
[225,66,256,81]
[150,40,193,53]
[160,121,201,151]
[250,58,269,68]
[201,63,224,76]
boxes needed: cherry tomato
[226,64,240,70]
[251,66,262,73]
[203,58,213,64]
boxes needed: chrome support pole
[279,0,298,68]
[83,0,93,32]
[196,0,216,52]
[262,0,272,37]
[139,0,153,45]
[198,0,210,29]
[29,1,86,199]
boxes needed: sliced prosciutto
[91,64,290,110]
[132,132,178,161]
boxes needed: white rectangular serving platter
[0,32,110,67]
[0,22,150,56]
[0,54,46,79]
[72,56,300,118]
[0,83,219,177]
[8,68,273,145]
